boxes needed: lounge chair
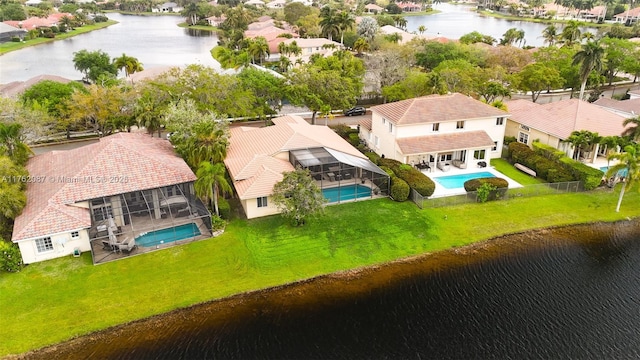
[117,237,137,253]
[452,160,466,169]
[437,162,450,172]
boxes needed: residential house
[267,0,286,9]
[397,2,421,12]
[578,5,606,20]
[0,75,75,99]
[0,22,26,43]
[505,99,629,162]
[224,115,389,219]
[594,97,640,118]
[206,15,227,27]
[365,4,384,13]
[152,2,183,13]
[281,38,343,62]
[245,0,265,7]
[360,94,509,171]
[245,18,298,55]
[614,6,640,24]
[532,2,572,18]
[11,133,212,265]
[4,13,74,31]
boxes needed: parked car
[344,106,366,116]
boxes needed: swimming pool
[136,223,201,248]
[600,166,628,177]
[433,171,496,189]
[322,184,372,203]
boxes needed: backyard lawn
[491,158,546,185]
[1,187,639,356]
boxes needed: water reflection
[27,220,640,359]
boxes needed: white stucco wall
[242,196,280,219]
[18,229,91,264]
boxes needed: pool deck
[425,166,523,198]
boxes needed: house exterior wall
[368,110,507,162]
[242,196,280,219]
[18,229,91,264]
[505,120,562,149]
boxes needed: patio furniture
[452,160,466,169]
[117,236,137,254]
[478,161,487,168]
[327,172,335,182]
[416,161,431,172]
[342,172,352,180]
[437,162,450,172]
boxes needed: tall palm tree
[181,120,230,170]
[113,53,144,83]
[561,20,582,46]
[337,11,355,45]
[319,6,340,41]
[600,135,622,167]
[572,40,604,100]
[418,25,426,35]
[353,38,370,55]
[195,161,231,216]
[278,56,292,73]
[247,37,269,64]
[541,24,559,46]
[622,116,640,142]
[606,143,640,212]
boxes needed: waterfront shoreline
[13,217,640,359]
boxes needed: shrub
[379,158,435,197]
[217,196,231,219]
[11,36,21,42]
[559,157,603,190]
[463,177,509,191]
[533,142,565,160]
[94,15,109,23]
[330,124,352,138]
[211,215,226,231]
[348,133,360,147]
[390,176,410,201]
[476,182,496,203]
[503,136,517,146]
[0,241,22,273]
[508,142,533,164]
[365,151,380,164]
[546,168,575,183]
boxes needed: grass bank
[177,22,217,31]
[2,187,640,357]
[0,21,117,56]
[478,10,609,27]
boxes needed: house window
[496,117,504,125]
[71,231,79,238]
[474,150,486,160]
[257,196,268,208]
[456,121,465,129]
[35,237,53,253]
[518,132,529,145]
[520,124,530,131]
[92,204,112,222]
[382,118,386,125]
[440,153,452,162]
[492,141,498,151]
[388,122,393,133]
[432,123,440,132]
[374,135,379,148]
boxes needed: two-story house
[359,94,509,171]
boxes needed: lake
[1,4,596,84]
[26,219,640,359]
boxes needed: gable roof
[593,98,640,116]
[12,133,195,242]
[505,99,629,139]
[397,131,495,155]
[224,115,372,200]
[371,93,509,125]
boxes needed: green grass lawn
[477,10,609,27]
[2,188,640,356]
[0,21,118,55]
[491,158,546,185]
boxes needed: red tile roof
[593,98,640,116]
[396,131,495,155]
[4,13,73,30]
[12,133,195,242]
[224,115,367,200]
[371,93,508,125]
[505,99,629,139]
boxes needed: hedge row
[378,158,436,197]
[533,142,603,190]
[463,177,509,192]
[508,142,575,183]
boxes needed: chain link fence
[411,181,585,209]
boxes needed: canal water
[26,220,640,359]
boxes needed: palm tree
[515,29,526,47]
[195,161,232,216]
[622,116,640,142]
[337,11,355,45]
[319,6,340,41]
[572,40,604,101]
[182,2,199,25]
[288,41,302,57]
[247,37,269,64]
[606,143,640,212]
[135,94,163,137]
[59,15,74,31]
[418,25,426,35]
[393,15,408,30]
[561,20,581,46]
[541,24,559,46]
[113,53,144,83]
[600,135,622,167]
[181,120,230,170]
[278,56,291,73]
[0,123,32,165]
[353,38,370,55]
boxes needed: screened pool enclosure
[88,182,212,264]
[289,147,389,203]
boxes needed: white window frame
[257,196,268,208]
[492,141,498,151]
[474,149,486,160]
[71,231,79,238]
[518,132,529,145]
[35,237,53,253]
[496,117,504,125]
[432,123,440,132]
[456,121,465,129]
[388,122,393,133]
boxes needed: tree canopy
[272,167,327,226]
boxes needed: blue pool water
[434,171,496,189]
[600,166,628,177]
[136,223,201,248]
[322,184,372,203]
